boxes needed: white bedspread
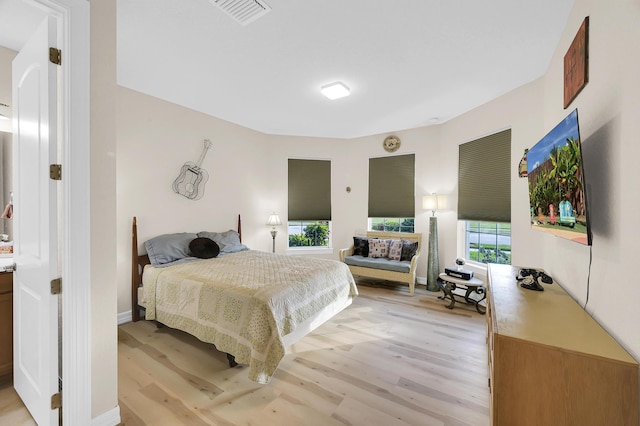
[143,250,357,383]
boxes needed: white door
[12,15,59,426]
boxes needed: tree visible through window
[369,218,414,233]
[288,220,331,247]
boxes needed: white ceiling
[0,0,45,53]
[1,0,575,139]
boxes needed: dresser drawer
[0,272,12,381]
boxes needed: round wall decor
[383,135,401,152]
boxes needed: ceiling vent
[209,0,271,26]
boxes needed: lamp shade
[422,194,447,211]
[266,213,282,227]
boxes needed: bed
[130,215,358,384]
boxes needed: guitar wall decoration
[172,139,213,200]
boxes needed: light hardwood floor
[1,280,490,426]
[0,381,37,425]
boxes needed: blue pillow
[197,230,248,253]
[145,233,198,266]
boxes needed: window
[288,220,331,247]
[369,218,414,233]
[288,159,331,248]
[458,130,511,264]
[368,154,415,232]
[464,221,511,264]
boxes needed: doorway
[0,0,93,424]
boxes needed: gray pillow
[400,240,418,261]
[352,237,369,256]
[197,230,248,253]
[145,232,198,266]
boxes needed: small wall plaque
[564,17,589,108]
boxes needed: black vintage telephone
[517,268,553,291]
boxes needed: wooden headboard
[130,214,242,322]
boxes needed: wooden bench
[339,231,422,295]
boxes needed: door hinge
[51,392,62,410]
[51,278,62,295]
[50,164,62,181]
[49,47,61,65]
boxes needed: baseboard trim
[92,405,121,426]
[117,310,132,325]
[416,276,426,285]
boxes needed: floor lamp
[423,194,446,292]
[266,212,281,253]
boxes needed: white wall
[115,76,543,311]
[115,0,640,370]
[273,124,445,265]
[91,0,118,419]
[436,0,640,363]
[537,0,640,359]
[115,85,447,313]
[438,78,546,272]
[116,87,270,312]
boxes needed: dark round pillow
[189,237,220,259]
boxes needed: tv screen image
[527,109,592,245]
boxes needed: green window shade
[288,159,331,221]
[368,154,415,217]
[458,129,511,222]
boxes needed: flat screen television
[527,108,592,245]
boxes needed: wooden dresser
[487,263,638,426]
[0,271,13,382]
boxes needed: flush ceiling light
[320,81,350,100]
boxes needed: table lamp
[266,212,281,253]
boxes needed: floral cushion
[388,239,403,261]
[368,239,391,258]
